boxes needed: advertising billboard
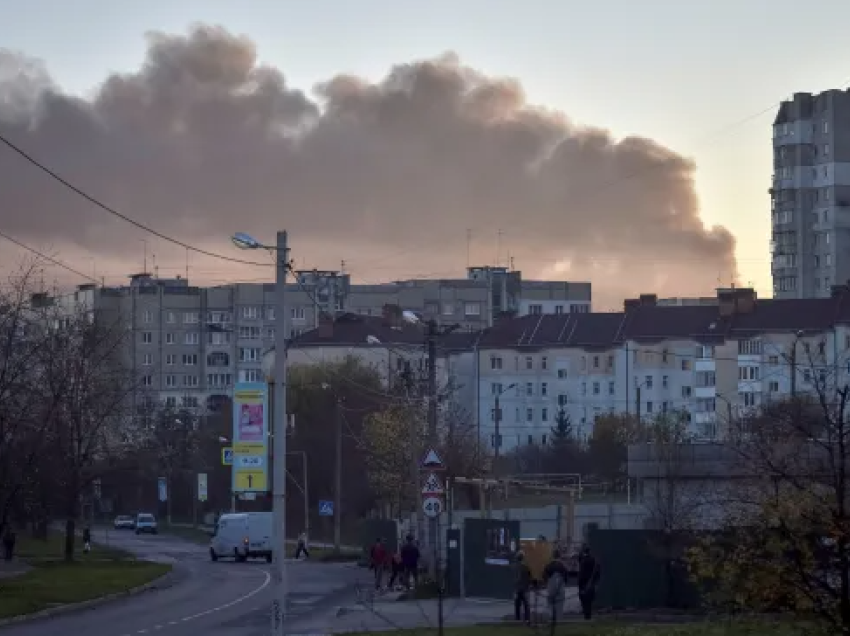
[231,382,269,493]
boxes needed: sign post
[419,449,445,520]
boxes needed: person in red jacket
[370,538,388,590]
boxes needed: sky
[0,0,849,306]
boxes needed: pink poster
[238,403,264,442]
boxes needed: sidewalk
[0,561,31,579]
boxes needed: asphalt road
[0,529,364,636]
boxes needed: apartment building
[476,286,850,452]
[771,89,850,298]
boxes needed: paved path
[0,528,363,636]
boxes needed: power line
[0,229,99,284]
[0,134,272,267]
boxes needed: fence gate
[462,517,520,599]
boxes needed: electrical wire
[0,229,100,284]
[0,134,273,267]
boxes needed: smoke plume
[0,24,737,306]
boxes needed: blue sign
[157,477,168,502]
[222,448,234,466]
[318,500,334,517]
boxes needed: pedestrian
[369,537,387,591]
[1,524,15,562]
[82,526,92,554]
[512,551,532,623]
[294,531,309,559]
[542,549,569,625]
[577,545,601,620]
[399,534,420,590]
[387,549,404,590]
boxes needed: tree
[550,408,573,445]
[587,413,638,485]
[687,386,850,634]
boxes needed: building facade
[771,89,850,299]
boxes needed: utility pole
[333,397,343,553]
[635,386,641,424]
[494,393,502,465]
[426,320,439,555]
[790,340,798,397]
[270,230,289,636]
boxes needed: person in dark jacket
[1,525,15,562]
[542,549,570,623]
[82,526,92,553]
[369,538,388,590]
[399,535,420,590]
[512,551,532,623]
[577,545,601,620]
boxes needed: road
[0,529,364,636]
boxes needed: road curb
[0,563,177,627]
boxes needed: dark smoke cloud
[0,24,737,306]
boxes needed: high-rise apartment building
[65,268,589,412]
[771,89,850,298]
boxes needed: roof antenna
[141,239,148,274]
[466,229,472,268]
[496,229,503,267]
[340,259,346,274]
[185,247,190,281]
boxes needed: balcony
[694,385,716,399]
[694,358,715,373]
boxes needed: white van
[210,512,273,563]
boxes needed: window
[581,382,587,396]
[491,383,503,396]
[739,366,760,381]
[464,302,480,316]
[165,396,177,407]
[541,408,549,422]
[184,332,199,345]
[824,143,830,156]
[769,381,779,392]
[183,375,199,387]
[491,434,502,449]
[591,356,599,369]
[558,394,568,406]
[681,359,691,371]
[240,369,263,382]
[165,375,177,388]
[525,356,533,370]
[166,311,175,324]
[441,302,454,316]
[696,371,716,387]
[738,339,762,356]
[696,345,714,359]
[662,375,669,388]
[592,382,600,395]
[165,333,175,345]
[528,304,542,315]
[646,401,654,414]
[183,312,199,324]
[291,307,305,321]
[265,328,275,339]
[557,369,568,379]
[208,373,232,387]
[289,328,303,338]
[526,382,533,396]
[142,353,153,366]
[239,326,261,339]
[490,356,503,370]
[142,375,152,387]
[740,392,757,407]
[555,305,564,314]
[242,306,259,320]
[695,397,715,412]
[182,396,199,408]
[266,307,276,321]
[142,332,153,345]
[768,355,779,365]
[209,332,231,345]
[681,386,692,398]
[142,310,153,323]
[824,121,829,133]
[208,311,230,324]
[240,348,261,362]
[166,354,176,365]
[644,375,653,389]
[526,408,533,422]
[182,354,198,366]
[608,381,615,395]
[541,357,548,370]
[540,382,548,396]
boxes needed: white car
[113,515,135,530]
[135,513,158,535]
[210,512,272,563]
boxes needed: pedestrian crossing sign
[222,447,234,466]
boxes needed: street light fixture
[233,230,289,636]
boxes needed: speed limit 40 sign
[422,496,443,518]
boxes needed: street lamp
[493,383,517,465]
[233,230,288,636]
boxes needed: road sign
[222,448,233,466]
[234,470,267,492]
[422,496,443,518]
[421,472,444,495]
[318,500,334,517]
[157,477,168,502]
[236,455,264,468]
[420,448,445,471]
[197,473,208,502]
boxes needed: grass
[15,532,132,562]
[0,560,171,619]
[343,622,784,636]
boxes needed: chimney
[317,312,334,339]
[638,294,657,306]
[624,298,640,312]
[717,287,757,317]
[831,281,850,298]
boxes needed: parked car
[135,513,158,535]
[113,515,135,530]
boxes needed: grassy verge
[0,560,171,619]
[343,622,782,636]
[16,532,131,562]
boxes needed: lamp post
[233,231,288,636]
[493,383,517,467]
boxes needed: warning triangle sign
[420,448,445,471]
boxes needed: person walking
[542,549,569,625]
[577,545,601,620]
[387,549,404,590]
[399,535,420,590]
[369,538,388,591]
[294,531,309,559]
[512,551,532,623]
[1,525,15,562]
[82,526,92,554]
